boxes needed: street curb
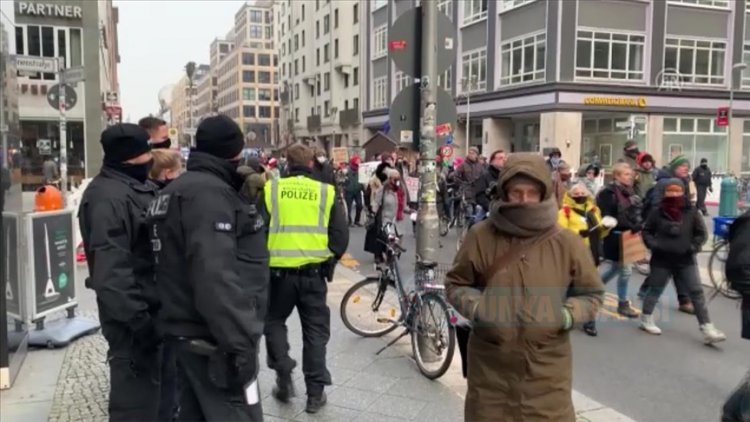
[332,265,638,422]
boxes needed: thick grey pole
[58,57,68,203]
[416,1,439,265]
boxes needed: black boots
[271,373,295,403]
[305,391,327,414]
[583,321,598,336]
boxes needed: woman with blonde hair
[595,162,642,319]
[148,149,182,188]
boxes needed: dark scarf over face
[105,160,153,184]
[661,196,684,221]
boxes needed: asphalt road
[341,217,749,422]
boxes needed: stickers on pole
[440,145,454,158]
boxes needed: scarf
[489,197,559,238]
[661,196,684,221]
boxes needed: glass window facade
[461,48,487,92]
[576,30,645,81]
[581,116,646,168]
[663,116,728,172]
[500,32,545,86]
[19,121,86,190]
[742,121,750,174]
[664,38,725,86]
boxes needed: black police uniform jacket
[149,151,269,382]
[78,166,158,348]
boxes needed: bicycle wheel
[411,293,456,380]
[340,277,402,337]
[708,241,741,299]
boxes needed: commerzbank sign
[583,96,647,108]
[17,2,83,19]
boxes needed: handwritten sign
[331,147,349,165]
[405,177,419,201]
[358,161,380,184]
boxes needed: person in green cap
[638,154,694,314]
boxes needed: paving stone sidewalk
[47,271,465,422]
[46,266,635,422]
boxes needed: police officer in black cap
[78,123,160,421]
[149,114,268,421]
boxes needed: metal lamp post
[460,76,477,155]
[185,61,196,147]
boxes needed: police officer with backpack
[149,115,269,420]
[263,144,348,414]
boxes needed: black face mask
[151,138,172,149]
[701,163,708,168]
[228,159,242,171]
[573,196,588,204]
[107,159,153,183]
[626,148,639,158]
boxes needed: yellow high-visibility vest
[264,176,334,268]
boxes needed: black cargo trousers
[172,340,263,422]
[101,321,161,422]
[264,265,332,396]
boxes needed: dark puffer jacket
[727,211,750,293]
[642,205,707,268]
[596,183,643,262]
[726,210,750,340]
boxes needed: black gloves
[579,229,590,238]
[130,313,161,354]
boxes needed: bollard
[718,175,739,217]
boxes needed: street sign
[168,128,178,138]
[389,7,456,78]
[633,115,647,124]
[47,84,77,110]
[615,121,633,129]
[440,145,454,158]
[62,66,85,84]
[388,84,457,145]
[12,55,57,73]
[36,139,52,155]
[716,107,729,127]
[400,130,414,144]
[105,91,119,104]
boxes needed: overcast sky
[116,0,245,123]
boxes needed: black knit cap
[195,115,245,159]
[100,123,151,164]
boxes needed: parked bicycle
[708,216,742,300]
[340,222,457,379]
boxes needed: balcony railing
[307,115,321,131]
[339,108,360,127]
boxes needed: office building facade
[10,0,121,184]
[276,0,363,151]
[214,1,279,147]
[362,0,750,174]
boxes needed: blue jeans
[599,262,632,303]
